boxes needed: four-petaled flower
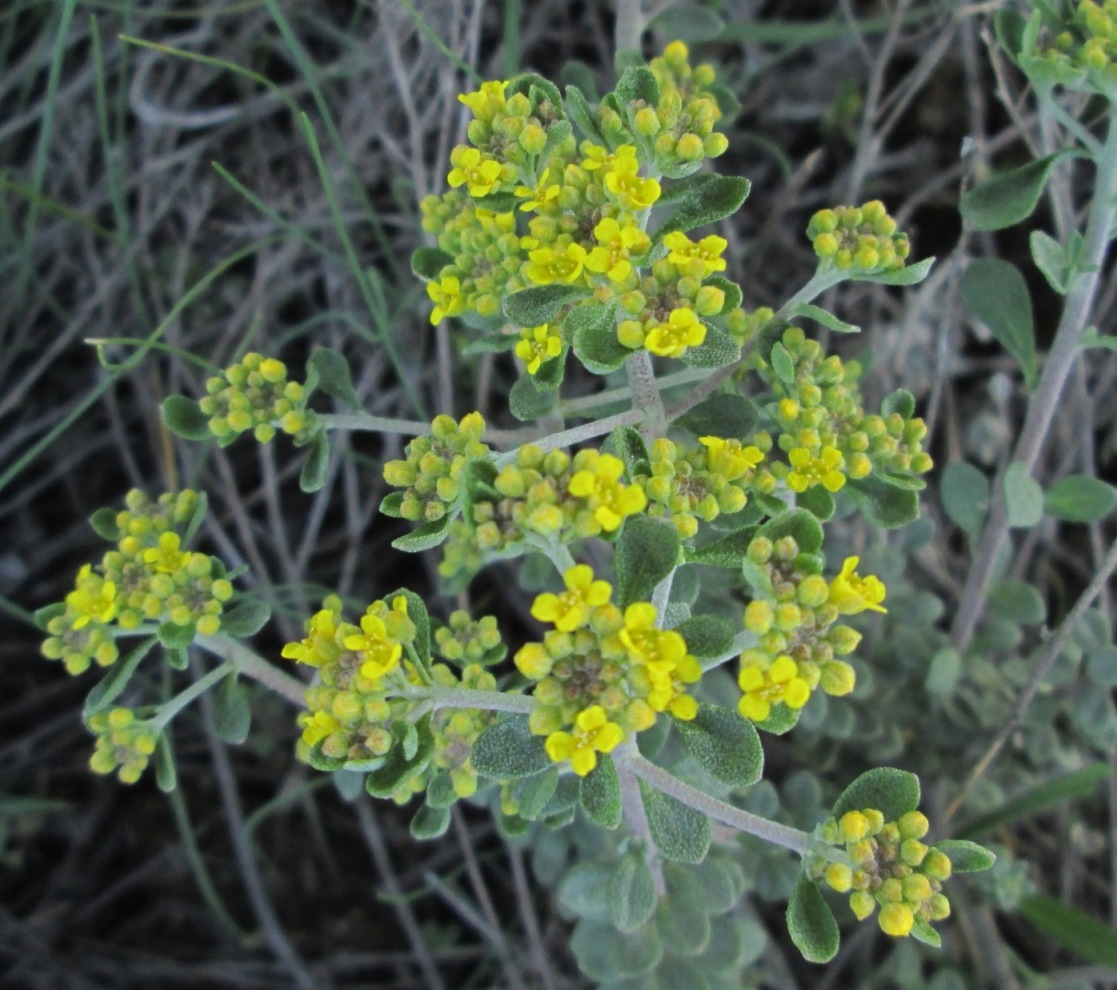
[568,452,648,531]
[142,531,189,574]
[699,436,765,480]
[544,705,625,776]
[828,556,888,614]
[525,243,588,284]
[603,156,661,211]
[515,168,561,212]
[514,324,563,375]
[663,231,728,276]
[645,307,707,358]
[585,217,649,283]
[457,80,508,121]
[786,446,846,493]
[447,146,504,197]
[427,275,465,325]
[531,564,613,632]
[738,654,812,722]
[66,564,118,629]
[343,609,403,682]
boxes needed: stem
[775,268,846,321]
[525,532,577,575]
[559,368,708,415]
[615,748,814,855]
[317,413,433,435]
[196,633,308,708]
[398,686,537,715]
[613,742,666,894]
[152,660,233,731]
[651,568,674,625]
[625,350,667,442]
[951,110,1117,654]
[614,0,643,53]
[492,408,646,464]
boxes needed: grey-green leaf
[674,704,764,788]
[846,475,920,529]
[391,511,454,553]
[570,302,628,373]
[1003,460,1043,527]
[655,175,751,242]
[411,246,454,280]
[471,715,551,780]
[615,516,680,608]
[299,431,330,492]
[1045,475,1117,522]
[934,839,996,873]
[786,874,839,963]
[213,673,251,744]
[941,461,989,537]
[580,755,622,829]
[308,348,363,410]
[608,849,658,933]
[219,600,271,637]
[962,258,1037,387]
[639,780,711,863]
[674,393,759,441]
[832,767,921,822]
[503,285,588,326]
[961,153,1076,232]
[162,395,211,441]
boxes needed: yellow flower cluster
[41,490,234,675]
[199,353,316,445]
[88,707,159,784]
[514,565,701,775]
[737,539,877,724]
[818,808,952,938]
[1037,1,1117,89]
[807,201,909,273]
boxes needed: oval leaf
[787,874,839,963]
[942,461,989,537]
[655,175,751,242]
[615,516,680,608]
[1003,460,1043,528]
[832,767,920,822]
[391,512,454,553]
[411,246,454,280]
[674,703,764,788]
[471,715,551,781]
[1045,475,1117,522]
[214,673,251,744]
[308,348,363,410]
[608,849,658,933]
[962,258,1037,386]
[934,839,996,873]
[162,395,211,441]
[503,285,588,327]
[961,154,1074,232]
[639,780,711,863]
[410,802,452,840]
[674,393,759,442]
[580,754,622,829]
[219,600,272,637]
[299,431,331,493]
[846,475,920,529]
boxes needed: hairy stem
[152,660,233,730]
[400,686,537,715]
[951,111,1117,653]
[196,633,308,708]
[626,349,667,442]
[613,742,667,894]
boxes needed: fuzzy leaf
[704,274,742,314]
[881,388,916,419]
[678,324,740,368]
[570,302,628,373]
[299,431,330,493]
[796,484,835,521]
[910,918,942,948]
[832,767,920,822]
[757,509,823,554]
[647,3,724,43]
[655,175,751,242]
[674,704,763,788]
[509,372,560,421]
[941,461,989,537]
[683,527,756,569]
[608,849,658,933]
[934,839,996,873]
[615,516,680,608]
[987,581,1046,625]
[219,600,271,637]
[157,621,196,650]
[365,717,435,797]
[789,302,860,334]
[755,703,802,734]
[83,638,157,718]
[570,919,662,981]
[472,715,551,780]
[379,492,405,518]
[391,512,454,553]
[962,258,1037,387]
[410,802,451,840]
[308,348,362,410]
[88,507,119,541]
[672,615,735,659]
[503,285,588,327]
[846,475,920,529]
[559,862,614,921]
[615,66,659,109]
[1030,229,1076,295]
[580,754,622,829]
[856,256,934,286]
[1003,460,1043,527]
[961,153,1077,232]
[411,246,454,280]
[565,84,606,144]
[769,341,795,383]
[674,393,759,441]
[787,874,839,963]
[162,395,211,441]
[213,673,251,744]
[1045,475,1117,522]
[639,780,711,863]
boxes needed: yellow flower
[585,217,649,283]
[514,324,563,374]
[427,275,465,325]
[66,565,118,629]
[737,654,812,722]
[142,531,189,574]
[531,564,613,632]
[827,556,887,614]
[447,146,504,197]
[618,603,687,667]
[786,445,846,493]
[515,167,561,212]
[281,605,342,667]
[458,80,508,120]
[580,142,635,172]
[342,609,403,681]
[603,156,661,211]
[524,243,588,284]
[699,436,764,480]
[645,307,707,358]
[299,710,341,747]
[662,231,728,276]
[544,705,625,776]
[568,452,648,531]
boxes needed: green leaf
[386,588,432,677]
[33,602,65,632]
[757,509,823,554]
[986,581,1046,625]
[157,621,195,650]
[683,527,756,569]
[213,673,251,744]
[795,484,835,522]
[909,918,941,948]
[832,767,920,822]
[961,153,1078,232]
[769,341,795,383]
[154,735,177,793]
[881,388,916,419]
[639,780,711,863]
[570,919,663,981]
[786,875,839,963]
[308,348,362,410]
[994,8,1027,61]
[1019,894,1117,968]
[503,284,588,326]
[789,302,859,334]
[509,372,560,421]
[647,3,724,43]
[88,507,119,541]
[512,767,560,820]
[656,885,712,956]
[471,715,551,780]
[615,516,681,608]
[615,66,659,110]
[83,638,157,718]
[307,741,347,772]
[925,647,962,697]
[941,461,989,537]
[934,839,996,873]
[1045,475,1117,522]
[703,274,742,314]
[565,84,606,144]
[559,862,615,921]
[1029,229,1076,295]
[219,600,271,637]
[962,258,1037,387]
[674,704,764,788]
[379,492,405,518]
[391,511,454,553]
[855,256,934,286]
[163,647,187,670]
[299,431,330,493]
[508,71,562,108]
[1088,647,1117,688]
[410,801,451,840]
[580,754,622,829]
[846,475,920,529]
[462,332,518,355]
[1003,461,1043,527]
[162,395,211,441]
[672,615,735,660]
[655,176,751,242]
[611,426,650,477]
[365,717,435,797]
[569,301,628,373]
[679,324,741,368]
[608,848,658,933]
[411,246,454,280]
[674,393,759,441]
[957,763,1112,838]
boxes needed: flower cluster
[418,43,739,366]
[199,353,317,445]
[514,565,701,775]
[637,435,765,537]
[87,707,159,784]
[1034,1,1117,91]
[433,610,505,667]
[439,445,647,579]
[758,326,933,491]
[737,536,882,723]
[807,201,910,273]
[41,490,234,675]
[815,809,952,938]
[382,413,489,523]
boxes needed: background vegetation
[2,1,1115,987]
